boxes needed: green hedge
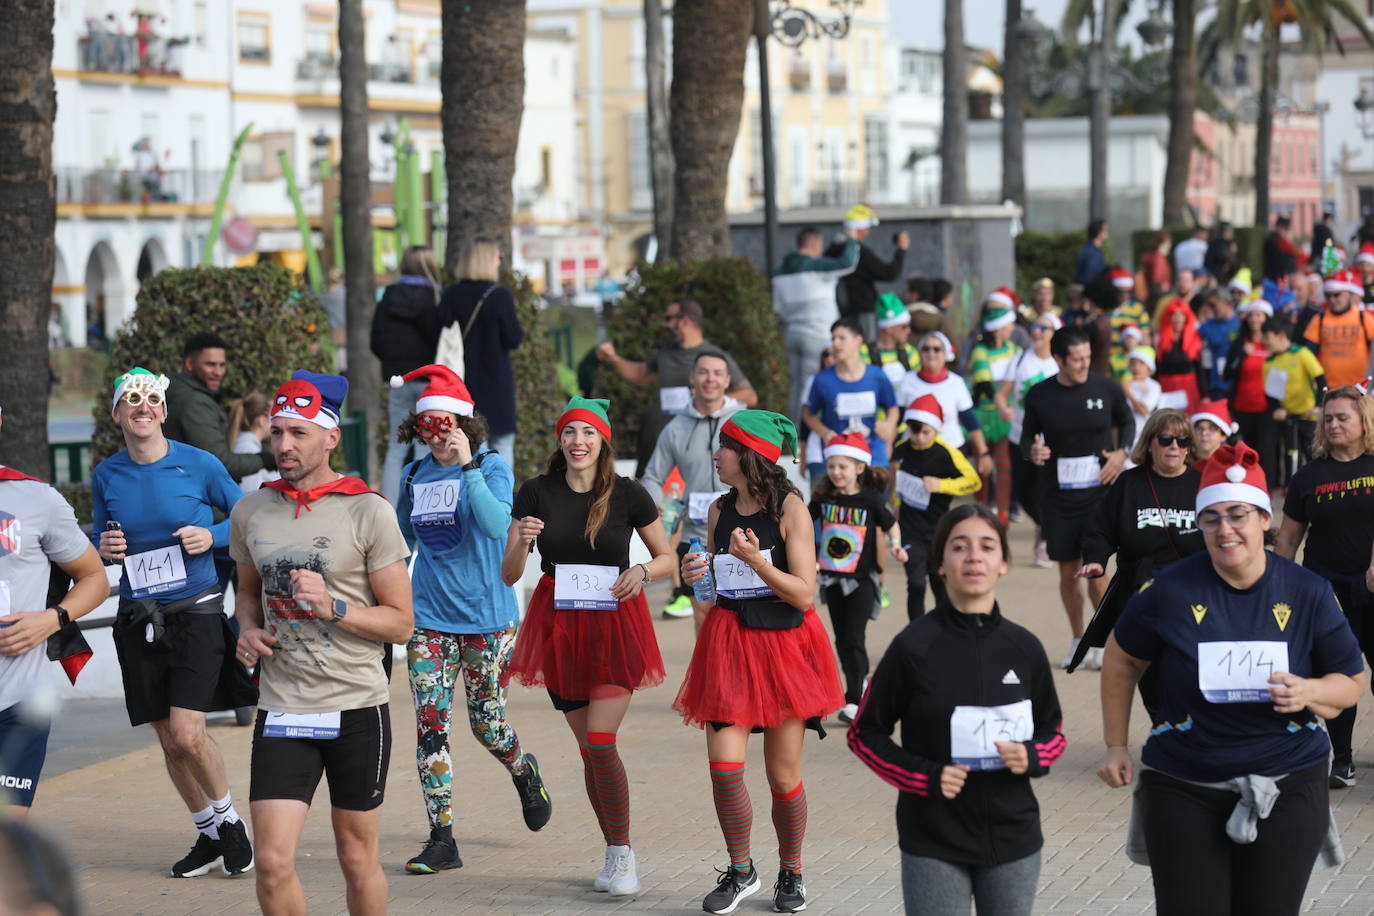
[594,257,789,453]
[92,265,333,463]
[510,271,572,484]
[1014,230,1084,293]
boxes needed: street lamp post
[1356,88,1374,141]
[753,0,862,275]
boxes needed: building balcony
[296,54,337,80]
[57,168,222,208]
[77,29,188,79]
[789,63,809,91]
[370,62,415,84]
[808,182,865,208]
[827,61,847,93]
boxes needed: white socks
[192,805,218,840]
[212,792,241,827]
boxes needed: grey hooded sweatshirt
[641,396,746,544]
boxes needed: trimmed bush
[595,257,788,453]
[1015,230,1085,294]
[92,265,333,462]
[510,271,572,484]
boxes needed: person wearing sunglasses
[1099,440,1364,915]
[1274,385,1374,789]
[1068,409,1203,686]
[388,365,552,874]
[91,367,257,878]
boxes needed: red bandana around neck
[0,467,42,483]
[917,367,949,384]
[264,476,377,518]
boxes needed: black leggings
[903,539,946,622]
[824,578,877,705]
[1320,573,1374,762]
[1008,444,1041,527]
[1141,761,1328,915]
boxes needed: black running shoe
[218,819,255,875]
[702,862,760,914]
[171,834,222,878]
[773,868,807,912]
[513,753,553,831]
[405,829,462,874]
[1331,759,1357,789]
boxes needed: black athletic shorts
[249,705,391,811]
[113,596,229,726]
[1039,489,1102,563]
[547,689,590,713]
[0,705,50,808]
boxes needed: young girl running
[810,432,907,723]
[503,397,674,898]
[390,366,552,875]
[677,410,845,914]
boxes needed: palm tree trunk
[0,0,56,474]
[645,0,675,259]
[1001,0,1026,210]
[441,0,526,267]
[1161,0,1196,226]
[339,0,378,465]
[669,0,753,262]
[1253,22,1278,228]
[941,0,968,205]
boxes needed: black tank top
[712,493,804,630]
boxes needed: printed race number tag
[125,544,188,598]
[688,491,728,525]
[554,564,619,610]
[1056,455,1100,490]
[950,700,1033,771]
[895,471,930,510]
[714,549,774,599]
[660,386,692,415]
[262,711,341,740]
[1198,641,1288,703]
[411,480,460,526]
[1264,369,1289,401]
[835,391,877,419]
[1157,390,1189,411]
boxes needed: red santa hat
[903,394,944,430]
[1196,440,1271,517]
[986,286,1020,311]
[1356,242,1374,266]
[823,431,872,465]
[390,364,476,417]
[1325,268,1363,296]
[1109,267,1134,290]
[1191,399,1237,436]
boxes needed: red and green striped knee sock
[579,747,603,824]
[771,782,807,872]
[585,732,630,847]
[709,761,753,871]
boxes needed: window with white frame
[865,118,888,196]
[237,12,270,64]
[627,109,651,212]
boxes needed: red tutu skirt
[1158,372,1201,414]
[508,576,665,700]
[673,606,845,730]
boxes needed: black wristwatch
[51,605,71,629]
[461,457,482,472]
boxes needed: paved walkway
[28,520,1374,914]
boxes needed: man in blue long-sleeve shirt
[91,367,256,879]
[1073,218,1109,287]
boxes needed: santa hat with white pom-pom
[1195,440,1270,517]
[389,364,475,416]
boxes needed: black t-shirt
[1283,454,1374,578]
[808,489,895,579]
[1020,372,1134,494]
[1081,466,1204,572]
[512,474,657,576]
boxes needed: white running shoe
[837,703,859,724]
[606,844,641,897]
[1032,542,1053,568]
[1058,637,1080,670]
[1083,646,1105,671]
[593,847,614,892]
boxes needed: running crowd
[2,212,1374,915]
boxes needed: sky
[889,0,1152,53]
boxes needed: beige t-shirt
[230,487,409,714]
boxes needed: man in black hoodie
[825,204,909,339]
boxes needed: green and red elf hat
[557,396,613,441]
[721,410,798,462]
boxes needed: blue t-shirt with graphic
[805,364,897,467]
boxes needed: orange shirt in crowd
[1303,306,1374,388]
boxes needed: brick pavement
[29,519,1374,914]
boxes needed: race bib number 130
[950,700,1033,771]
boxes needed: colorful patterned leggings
[407,627,527,830]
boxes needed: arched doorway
[83,241,122,349]
[136,236,169,283]
[51,245,83,348]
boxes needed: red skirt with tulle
[508,575,665,700]
[673,605,845,730]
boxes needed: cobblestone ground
[29,519,1374,914]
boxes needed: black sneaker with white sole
[171,834,222,878]
[513,753,553,831]
[1331,759,1357,789]
[218,819,254,875]
[773,868,807,912]
[702,863,760,914]
[405,828,462,874]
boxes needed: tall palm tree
[941,0,969,204]
[1002,0,1026,210]
[0,0,56,473]
[338,0,378,461]
[645,0,675,259]
[1204,0,1373,227]
[669,0,753,262]
[441,0,526,266]
[1161,0,1197,226]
